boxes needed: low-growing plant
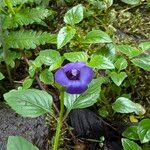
[0,0,150,150]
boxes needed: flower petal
[55,68,70,86]
[80,66,94,84]
[63,62,86,72]
[66,81,87,94]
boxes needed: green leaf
[57,26,76,49]
[4,89,53,117]
[64,4,83,25]
[64,78,104,110]
[112,97,145,115]
[139,41,150,52]
[89,55,115,69]
[121,0,140,5]
[23,78,33,89]
[5,50,21,68]
[114,57,128,71]
[110,71,127,86]
[122,138,142,150]
[138,119,150,143]
[117,45,142,58]
[39,69,54,85]
[3,7,51,29]
[83,30,112,44]
[7,136,39,150]
[122,126,139,140]
[64,52,88,62]
[131,56,150,71]
[0,72,5,80]
[38,49,63,70]
[2,0,41,7]
[5,30,56,49]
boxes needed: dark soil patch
[0,104,49,150]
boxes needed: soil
[0,104,49,150]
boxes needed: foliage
[0,0,149,149]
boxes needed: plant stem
[4,0,15,14]
[0,14,13,85]
[53,90,64,150]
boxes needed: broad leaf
[64,52,88,62]
[64,4,83,25]
[4,89,53,117]
[83,30,112,44]
[0,72,4,80]
[64,78,104,111]
[57,26,76,49]
[122,126,139,140]
[112,97,145,115]
[7,136,39,150]
[121,0,140,5]
[122,138,142,150]
[114,57,128,71]
[138,119,150,143]
[3,7,51,29]
[23,78,33,89]
[39,69,54,84]
[139,41,150,52]
[131,56,150,71]
[36,49,63,71]
[5,30,56,49]
[89,55,115,69]
[110,71,127,86]
[117,45,142,58]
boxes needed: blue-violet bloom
[55,62,94,94]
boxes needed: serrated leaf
[3,7,51,29]
[139,41,150,52]
[5,50,21,68]
[89,55,115,69]
[131,56,150,71]
[64,52,88,62]
[64,78,104,111]
[39,69,54,85]
[23,78,33,89]
[5,30,56,49]
[57,26,76,49]
[83,30,112,44]
[114,57,128,71]
[4,89,53,117]
[64,4,83,25]
[138,119,150,143]
[110,71,127,86]
[38,49,63,70]
[117,45,142,58]
[112,97,145,115]
[7,136,39,150]
[122,126,139,140]
[122,138,142,150]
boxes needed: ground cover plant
[0,0,150,149]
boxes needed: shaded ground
[0,104,49,150]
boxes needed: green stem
[4,0,15,14]
[53,90,64,150]
[0,14,13,85]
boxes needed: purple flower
[55,62,94,94]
